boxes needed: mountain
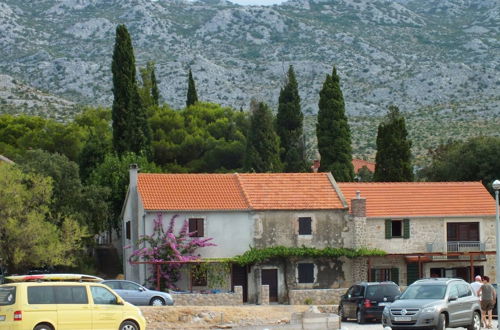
[0,0,498,160]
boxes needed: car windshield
[0,286,16,305]
[366,285,400,299]
[400,284,446,299]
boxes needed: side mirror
[395,295,400,300]
[448,295,458,301]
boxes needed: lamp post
[493,179,500,330]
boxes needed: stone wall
[289,288,345,305]
[171,286,243,306]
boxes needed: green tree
[0,163,87,273]
[186,68,198,107]
[276,65,306,172]
[245,101,282,172]
[316,67,354,181]
[111,24,151,156]
[419,136,500,193]
[139,61,161,109]
[374,105,413,182]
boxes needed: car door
[345,285,364,318]
[447,282,466,326]
[119,281,146,305]
[55,285,92,330]
[90,285,124,330]
[457,283,477,325]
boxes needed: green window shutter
[370,269,376,282]
[385,219,392,239]
[403,218,410,238]
[407,263,419,285]
[391,268,399,285]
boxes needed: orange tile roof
[237,173,345,210]
[352,158,375,173]
[137,173,345,211]
[339,182,497,218]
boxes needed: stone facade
[260,285,269,305]
[289,288,346,305]
[171,286,243,306]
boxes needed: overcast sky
[229,0,287,5]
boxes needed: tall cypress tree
[150,65,160,106]
[245,101,282,173]
[276,65,306,172]
[316,67,354,181]
[111,24,151,156]
[374,105,413,182]
[186,68,198,107]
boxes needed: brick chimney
[351,190,366,217]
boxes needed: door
[344,285,364,318]
[447,283,468,326]
[90,286,124,330]
[261,269,278,302]
[231,265,248,302]
[119,281,145,305]
[55,286,92,330]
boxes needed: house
[351,158,375,174]
[122,165,498,302]
[339,181,498,286]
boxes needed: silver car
[101,279,174,306]
[382,278,481,330]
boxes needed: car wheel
[34,324,54,330]
[356,309,366,324]
[467,311,481,330]
[150,296,166,306]
[436,313,446,330]
[119,320,138,330]
[338,305,347,321]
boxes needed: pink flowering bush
[129,213,215,289]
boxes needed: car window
[28,286,56,304]
[90,286,119,305]
[458,284,472,298]
[121,281,141,291]
[352,285,364,297]
[448,283,459,298]
[366,285,400,299]
[55,286,88,304]
[103,281,122,290]
[0,286,15,305]
[400,284,446,299]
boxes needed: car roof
[412,277,466,285]
[5,274,103,283]
[356,281,398,286]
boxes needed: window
[0,287,16,306]
[121,281,141,291]
[297,263,314,283]
[126,221,131,240]
[55,286,88,304]
[385,219,410,239]
[90,286,118,305]
[371,268,399,284]
[298,217,312,235]
[28,286,56,304]
[103,281,121,290]
[447,222,479,241]
[189,218,204,237]
[191,265,208,286]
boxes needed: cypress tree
[186,69,198,107]
[245,101,282,173]
[150,65,160,106]
[374,105,413,182]
[276,65,306,172]
[316,67,354,181]
[111,24,151,156]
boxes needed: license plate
[394,316,412,321]
[378,302,388,306]
[0,315,5,321]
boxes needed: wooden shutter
[385,219,392,239]
[391,268,399,285]
[407,263,419,285]
[125,221,131,240]
[403,219,410,238]
[298,263,314,283]
[298,217,312,235]
[370,269,376,282]
[197,218,204,237]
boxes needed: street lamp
[493,179,500,330]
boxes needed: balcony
[426,241,486,260]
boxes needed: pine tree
[316,67,354,181]
[374,105,413,182]
[245,101,282,173]
[111,24,151,156]
[276,65,306,172]
[186,68,198,107]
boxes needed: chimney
[351,190,366,217]
[311,160,320,173]
[129,164,138,188]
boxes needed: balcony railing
[426,241,485,254]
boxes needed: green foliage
[316,67,354,182]
[0,163,87,273]
[150,102,248,172]
[304,297,313,305]
[244,101,283,172]
[418,136,500,193]
[139,61,160,109]
[276,65,307,172]
[89,152,160,233]
[191,262,231,289]
[186,68,199,107]
[356,166,374,182]
[111,24,152,157]
[374,105,413,182]
[232,246,386,266]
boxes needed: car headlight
[422,306,438,313]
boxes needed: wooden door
[231,264,248,302]
[261,269,278,302]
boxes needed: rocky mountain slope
[0,0,498,160]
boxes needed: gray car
[101,279,174,306]
[382,278,481,330]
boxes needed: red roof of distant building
[352,159,375,173]
[339,181,496,218]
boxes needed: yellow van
[0,275,146,330]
